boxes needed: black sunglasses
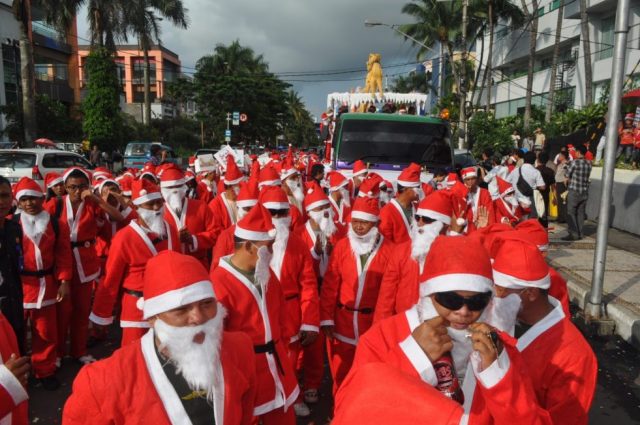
[434,291,492,312]
[414,215,436,224]
[268,208,289,217]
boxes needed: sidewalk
[547,222,640,348]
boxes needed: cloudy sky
[77,0,422,119]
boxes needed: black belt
[151,238,164,245]
[71,239,96,249]
[284,294,299,301]
[124,289,143,298]
[337,302,373,314]
[21,267,54,277]
[254,340,285,375]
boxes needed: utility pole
[458,0,469,150]
[200,120,204,148]
[587,0,631,320]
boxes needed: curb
[549,260,640,349]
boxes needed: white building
[476,0,640,118]
[0,0,21,144]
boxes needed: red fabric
[298,335,325,390]
[195,181,213,204]
[95,208,135,258]
[211,225,236,271]
[252,406,295,425]
[24,306,57,378]
[326,337,356,394]
[379,200,412,244]
[0,313,28,424]
[164,198,216,267]
[549,267,571,318]
[56,275,93,358]
[618,124,635,145]
[208,193,236,236]
[465,187,496,233]
[63,331,256,425]
[494,197,525,226]
[211,264,299,414]
[18,214,72,308]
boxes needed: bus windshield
[336,119,452,168]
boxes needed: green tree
[519,0,540,129]
[82,48,123,151]
[282,90,317,148]
[390,72,433,94]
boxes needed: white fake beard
[285,179,305,204]
[137,207,167,238]
[347,226,379,256]
[161,186,187,215]
[483,293,522,336]
[21,210,50,242]
[309,209,337,238]
[339,188,351,208]
[154,306,226,400]
[410,221,443,260]
[270,217,291,275]
[379,191,391,206]
[255,245,273,287]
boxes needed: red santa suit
[465,187,496,233]
[63,330,256,425]
[493,177,526,226]
[211,224,236,270]
[327,196,350,239]
[164,197,216,268]
[209,192,238,235]
[378,199,414,244]
[0,313,28,425]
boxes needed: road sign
[225,129,231,137]
[240,113,248,122]
[232,111,240,126]
[225,136,231,142]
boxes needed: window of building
[2,44,20,105]
[34,56,68,82]
[132,58,156,84]
[115,57,126,90]
[597,16,615,61]
[549,0,561,12]
[536,7,545,17]
[132,85,157,103]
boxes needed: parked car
[0,149,93,188]
[123,142,177,169]
[454,149,477,170]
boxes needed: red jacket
[212,260,299,416]
[17,212,73,309]
[211,225,236,271]
[208,193,237,237]
[466,187,496,233]
[297,221,344,279]
[379,199,413,244]
[90,221,175,328]
[95,206,136,258]
[164,198,217,267]
[494,197,526,226]
[63,330,256,425]
[549,267,570,317]
[0,313,28,425]
[328,197,350,240]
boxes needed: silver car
[0,149,93,188]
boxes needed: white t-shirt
[507,163,545,197]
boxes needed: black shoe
[561,235,578,241]
[40,376,60,391]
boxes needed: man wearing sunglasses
[345,236,550,424]
[491,236,597,425]
[379,163,422,244]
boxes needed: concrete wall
[586,168,640,235]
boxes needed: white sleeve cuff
[300,324,320,333]
[398,335,437,385]
[446,230,463,236]
[0,365,28,405]
[473,348,511,389]
[89,312,114,326]
[309,248,321,260]
[189,235,199,252]
[320,320,335,327]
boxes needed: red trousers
[297,335,325,390]
[24,305,57,378]
[252,406,295,425]
[326,338,356,395]
[121,327,148,346]
[57,275,93,358]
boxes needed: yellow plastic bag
[549,187,558,219]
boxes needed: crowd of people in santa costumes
[0,147,599,424]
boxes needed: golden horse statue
[364,53,383,98]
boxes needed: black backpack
[516,168,534,197]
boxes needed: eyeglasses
[268,208,289,218]
[65,184,89,192]
[434,291,492,312]
[414,215,436,224]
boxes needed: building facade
[477,0,640,118]
[78,44,182,122]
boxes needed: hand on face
[412,316,453,362]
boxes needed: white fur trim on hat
[258,179,281,187]
[224,176,244,186]
[351,211,379,222]
[420,273,494,297]
[352,169,367,177]
[397,180,421,188]
[281,169,298,180]
[329,180,348,192]
[132,192,163,206]
[160,178,186,188]
[46,177,63,188]
[234,226,276,241]
[236,199,258,208]
[305,199,329,212]
[262,201,290,210]
[416,208,451,225]
[492,269,550,290]
[142,280,215,319]
[63,168,89,182]
[16,189,44,200]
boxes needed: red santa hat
[14,177,44,200]
[327,171,348,192]
[259,164,282,188]
[460,166,477,180]
[224,155,244,185]
[159,166,186,188]
[445,172,458,187]
[234,204,277,241]
[259,185,290,210]
[491,238,550,290]
[188,156,196,167]
[44,172,63,189]
[119,176,133,196]
[415,191,453,225]
[281,147,298,181]
[304,185,330,211]
[92,167,112,181]
[396,163,421,188]
[94,178,119,193]
[140,251,215,319]
[184,170,196,182]
[131,178,163,206]
[515,219,549,252]
[496,176,515,197]
[357,174,382,199]
[351,196,380,222]
[352,160,368,177]
[237,180,259,208]
[140,162,157,180]
[625,113,634,121]
[249,159,261,182]
[62,166,90,183]
[420,236,494,296]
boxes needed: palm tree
[197,40,269,76]
[520,0,540,130]
[12,0,37,147]
[545,0,565,122]
[579,0,593,105]
[123,0,188,125]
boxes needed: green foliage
[468,111,513,156]
[82,48,123,151]
[282,90,318,148]
[550,103,607,136]
[390,72,433,94]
